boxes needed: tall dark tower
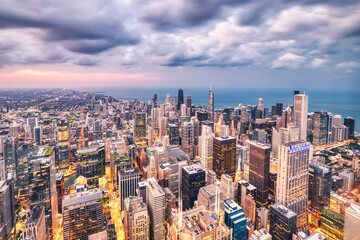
[177,88,184,111]
[208,84,214,121]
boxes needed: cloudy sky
[0,0,359,89]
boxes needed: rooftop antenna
[210,82,212,91]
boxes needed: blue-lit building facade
[224,199,247,240]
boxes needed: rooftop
[183,164,204,174]
[63,189,102,208]
[271,203,297,218]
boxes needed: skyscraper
[177,88,184,111]
[270,203,297,240]
[258,98,264,113]
[313,111,332,146]
[146,178,165,240]
[124,196,149,240]
[28,146,58,236]
[249,142,270,207]
[185,95,191,108]
[213,136,236,180]
[22,204,46,240]
[276,141,312,231]
[75,145,105,189]
[181,165,206,210]
[119,168,141,211]
[0,180,15,240]
[224,199,247,240]
[57,119,69,171]
[344,116,355,139]
[294,93,308,141]
[309,161,332,212]
[208,88,214,121]
[180,121,194,157]
[198,125,215,171]
[134,112,147,147]
[63,189,103,240]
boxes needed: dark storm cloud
[136,0,250,30]
[0,0,139,55]
[0,0,359,71]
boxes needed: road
[107,167,125,240]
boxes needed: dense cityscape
[0,87,358,240]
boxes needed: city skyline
[0,1,359,89]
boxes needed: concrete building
[276,141,312,231]
[198,125,215,171]
[63,189,103,240]
[269,203,297,240]
[147,179,165,240]
[213,136,236,180]
[249,141,270,207]
[294,93,308,141]
[338,170,355,191]
[22,204,46,240]
[119,168,141,211]
[124,196,149,240]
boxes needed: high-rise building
[269,203,297,240]
[344,203,360,240]
[276,103,283,116]
[133,112,147,147]
[224,199,247,240]
[258,98,264,113]
[22,204,46,240]
[75,145,105,189]
[208,88,214,121]
[124,196,149,240]
[197,184,224,212]
[313,111,332,146]
[221,174,234,200]
[28,146,58,236]
[56,173,65,214]
[213,136,236,180]
[180,122,194,157]
[243,194,256,226]
[167,124,180,145]
[309,161,332,212]
[181,165,206,210]
[332,125,349,142]
[276,141,312,231]
[185,95,191,108]
[57,119,69,171]
[177,88,184,111]
[238,180,257,210]
[146,178,165,240]
[33,126,42,145]
[198,125,215,171]
[338,170,355,191]
[0,180,15,240]
[63,189,103,240]
[321,206,344,240]
[119,168,141,211]
[294,93,308,141]
[344,116,355,139]
[249,142,270,207]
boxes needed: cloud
[336,61,360,68]
[0,0,359,73]
[272,53,306,69]
[310,58,329,68]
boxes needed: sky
[0,0,359,89]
